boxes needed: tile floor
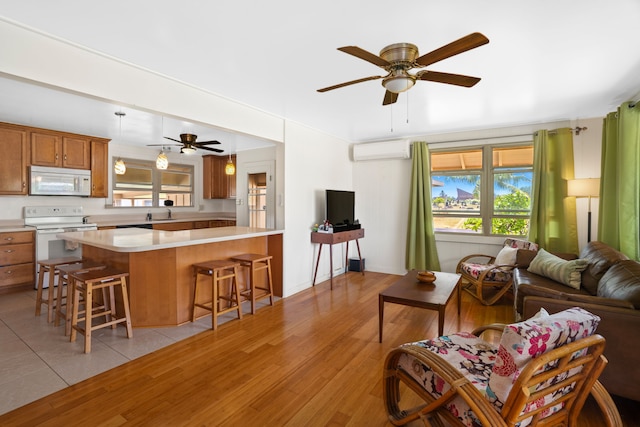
[0,288,245,415]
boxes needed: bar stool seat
[35,257,84,323]
[69,267,133,353]
[192,260,242,330]
[55,261,107,336]
[230,253,274,314]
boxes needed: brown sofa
[513,241,640,401]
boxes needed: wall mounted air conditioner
[352,139,411,161]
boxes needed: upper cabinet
[90,139,109,197]
[0,123,29,195]
[31,131,91,169]
[0,121,110,197]
[203,154,236,199]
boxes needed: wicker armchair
[383,307,622,427]
[456,238,538,305]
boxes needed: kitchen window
[112,158,194,207]
[430,143,533,236]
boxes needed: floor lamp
[567,178,601,242]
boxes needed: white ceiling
[1,1,640,150]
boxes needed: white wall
[282,120,352,297]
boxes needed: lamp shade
[225,157,235,175]
[382,75,415,93]
[567,178,600,198]
[114,158,126,175]
[156,151,169,170]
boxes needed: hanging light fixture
[156,149,169,169]
[225,154,235,175]
[114,112,126,175]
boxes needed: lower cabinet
[0,230,35,292]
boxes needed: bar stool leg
[211,270,219,330]
[119,276,133,338]
[34,265,47,317]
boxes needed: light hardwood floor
[0,271,637,426]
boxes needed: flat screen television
[326,189,359,231]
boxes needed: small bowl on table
[416,270,436,284]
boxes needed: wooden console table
[311,228,364,289]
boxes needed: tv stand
[311,228,364,289]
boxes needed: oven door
[34,227,91,289]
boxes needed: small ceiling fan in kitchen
[147,133,224,154]
[317,32,489,105]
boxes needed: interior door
[245,161,275,228]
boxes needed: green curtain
[406,142,441,271]
[599,102,640,259]
[529,128,579,254]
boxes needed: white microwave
[29,166,92,196]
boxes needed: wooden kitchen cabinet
[209,220,236,227]
[203,155,236,199]
[90,139,109,197]
[0,123,29,195]
[152,221,194,231]
[31,131,91,169]
[0,230,35,293]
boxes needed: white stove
[24,206,98,288]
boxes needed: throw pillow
[487,307,600,414]
[495,245,518,266]
[527,248,589,289]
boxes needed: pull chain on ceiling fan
[317,32,489,105]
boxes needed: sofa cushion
[495,245,518,266]
[580,241,629,296]
[598,260,640,309]
[527,249,589,289]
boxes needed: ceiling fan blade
[198,146,224,153]
[163,136,182,143]
[317,75,384,92]
[338,46,391,68]
[382,91,398,106]
[193,140,221,146]
[415,32,489,67]
[417,71,481,87]
[147,143,181,147]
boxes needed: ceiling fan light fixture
[382,74,415,94]
[181,146,197,155]
[225,155,235,175]
[156,150,169,169]
[114,158,126,175]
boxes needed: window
[430,144,533,236]
[112,158,194,207]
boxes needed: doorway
[248,173,267,228]
[244,160,275,229]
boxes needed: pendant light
[225,154,235,175]
[114,111,126,175]
[156,149,169,170]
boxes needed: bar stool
[230,253,274,314]
[35,257,84,323]
[192,260,242,330]
[55,261,107,336]
[68,267,133,354]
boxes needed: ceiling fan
[147,133,224,154]
[317,32,489,105]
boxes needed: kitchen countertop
[59,226,283,253]
[93,214,236,228]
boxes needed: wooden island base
[82,233,282,328]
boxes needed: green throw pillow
[527,248,589,289]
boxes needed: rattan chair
[383,307,622,427]
[456,238,538,305]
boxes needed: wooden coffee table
[379,270,461,342]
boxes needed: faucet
[146,210,152,221]
[167,208,172,220]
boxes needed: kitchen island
[60,226,283,327]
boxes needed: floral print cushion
[487,307,601,425]
[459,262,512,282]
[398,332,497,427]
